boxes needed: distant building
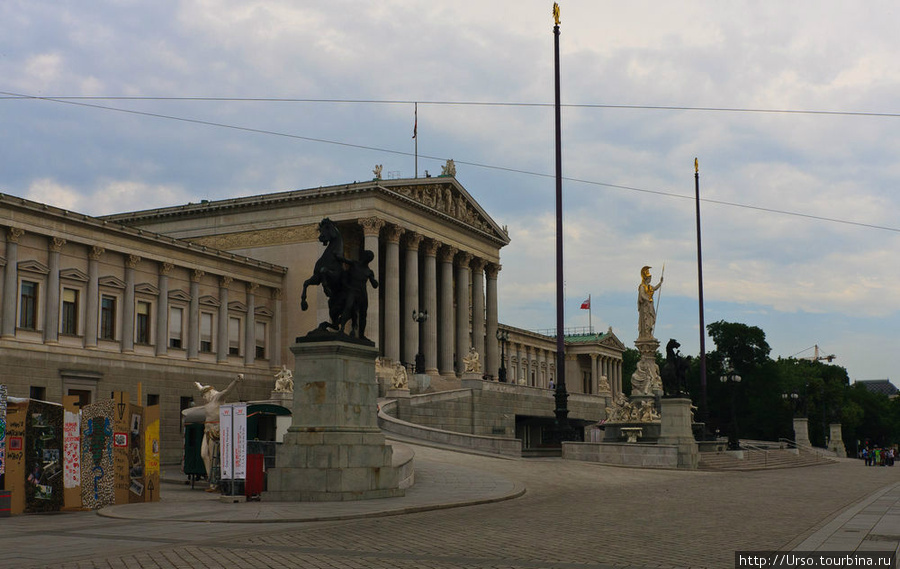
[856,380,898,398]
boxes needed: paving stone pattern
[1,444,898,569]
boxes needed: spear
[653,262,666,335]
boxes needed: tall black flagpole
[694,158,709,430]
[552,3,570,439]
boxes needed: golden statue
[553,3,560,25]
[638,265,663,340]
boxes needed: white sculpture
[463,346,481,373]
[273,365,294,393]
[193,374,243,491]
[631,358,661,397]
[390,362,409,390]
[598,374,611,393]
[441,158,456,177]
[373,164,383,180]
[637,265,663,340]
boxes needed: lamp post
[411,309,428,374]
[719,358,742,451]
[782,392,800,416]
[496,328,509,382]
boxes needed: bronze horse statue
[300,218,377,342]
[661,338,690,397]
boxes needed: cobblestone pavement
[2,443,898,569]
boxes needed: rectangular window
[19,280,38,329]
[62,288,79,335]
[200,312,213,352]
[255,321,267,359]
[582,371,592,395]
[100,295,117,340]
[30,386,46,400]
[136,301,151,344]
[147,394,160,407]
[228,316,241,356]
[169,306,183,349]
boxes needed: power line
[3,90,899,234]
[4,93,900,119]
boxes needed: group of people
[860,446,895,466]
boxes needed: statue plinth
[658,398,699,469]
[264,339,404,501]
[631,338,662,396]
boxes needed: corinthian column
[85,246,105,348]
[122,255,140,352]
[422,239,440,374]
[455,251,472,375]
[438,246,457,376]
[471,258,486,372]
[45,237,65,344]
[383,225,404,363]
[1,228,23,337]
[187,269,204,360]
[403,232,423,365]
[485,263,500,380]
[359,217,384,346]
[155,261,172,356]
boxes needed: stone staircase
[698,447,838,471]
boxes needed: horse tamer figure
[300,218,378,342]
[661,338,690,397]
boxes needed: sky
[2,1,899,383]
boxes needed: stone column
[792,417,811,447]
[402,233,423,366]
[471,258,486,368]
[359,217,384,347]
[272,288,283,367]
[383,225,404,363]
[485,263,500,380]
[122,255,139,353]
[566,353,579,391]
[524,346,533,386]
[1,228,23,337]
[217,276,232,362]
[155,262,172,356]
[514,343,522,384]
[85,246,104,348]
[422,239,440,374]
[244,282,258,365]
[187,269,204,360]
[44,237,65,343]
[454,252,472,375]
[590,354,598,394]
[438,246,457,376]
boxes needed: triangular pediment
[18,259,49,274]
[199,295,220,308]
[60,268,88,282]
[168,289,192,303]
[228,301,247,313]
[601,330,627,351]
[378,179,511,246]
[254,306,273,318]
[135,283,159,296]
[99,275,126,289]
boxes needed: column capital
[439,246,458,263]
[246,282,259,294]
[358,216,386,236]
[191,269,206,283]
[7,227,24,244]
[90,246,105,261]
[272,288,283,301]
[471,257,487,272]
[49,237,66,252]
[385,224,405,244]
[404,232,424,250]
[455,251,473,267]
[159,261,174,275]
[220,275,233,287]
[423,239,441,256]
[589,353,598,361]
[566,353,578,361]
[485,263,501,279]
[126,254,141,269]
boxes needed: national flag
[412,103,417,139]
[580,295,590,310]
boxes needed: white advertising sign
[219,403,248,480]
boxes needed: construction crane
[797,344,836,363]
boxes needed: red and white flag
[580,295,591,310]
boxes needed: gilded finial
[553,3,560,25]
[694,157,699,173]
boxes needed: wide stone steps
[698,448,837,471]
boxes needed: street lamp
[782,392,800,417]
[719,358,742,451]
[496,328,510,382]
[411,309,428,374]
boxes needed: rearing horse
[300,218,348,332]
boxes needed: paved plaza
[2,441,899,569]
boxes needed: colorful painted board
[80,399,115,509]
[4,400,26,514]
[24,399,64,513]
[0,385,7,478]
[62,396,82,510]
[143,404,160,502]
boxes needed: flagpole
[414,102,418,178]
[695,158,709,432]
[588,294,592,333]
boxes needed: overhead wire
[3,90,900,233]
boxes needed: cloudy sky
[2,1,898,382]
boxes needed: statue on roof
[441,159,456,177]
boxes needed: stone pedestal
[827,423,847,457]
[410,373,431,394]
[268,390,293,406]
[264,340,404,501]
[632,338,662,396]
[658,398,699,469]
[461,372,485,389]
[385,388,410,420]
[793,417,811,447]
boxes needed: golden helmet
[641,265,652,279]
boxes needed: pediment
[199,295,220,308]
[135,283,159,296]
[18,259,49,274]
[379,180,511,245]
[168,289,192,303]
[254,306,273,318]
[228,301,247,313]
[601,330,627,351]
[60,268,88,282]
[99,275,126,289]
